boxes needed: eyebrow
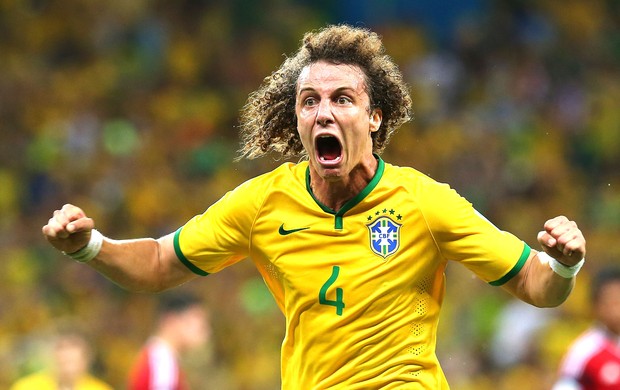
[297,86,359,96]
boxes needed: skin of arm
[42,204,197,293]
[44,208,586,304]
[89,233,196,293]
[501,215,586,308]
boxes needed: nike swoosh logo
[278,224,309,235]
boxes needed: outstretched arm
[42,204,197,293]
[502,216,586,308]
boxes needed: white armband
[537,251,585,279]
[63,229,104,263]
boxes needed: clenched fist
[537,215,586,266]
[42,204,95,254]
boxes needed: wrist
[537,251,585,279]
[63,229,104,263]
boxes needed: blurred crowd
[1,0,619,388]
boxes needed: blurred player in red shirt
[554,267,620,390]
[128,292,210,390]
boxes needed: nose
[316,99,334,127]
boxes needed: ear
[369,108,383,133]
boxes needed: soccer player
[553,267,620,390]
[42,25,587,388]
[128,292,210,390]
[10,329,112,390]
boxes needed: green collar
[305,155,385,229]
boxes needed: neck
[155,330,182,354]
[309,156,378,212]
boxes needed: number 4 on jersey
[319,266,345,316]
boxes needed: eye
[304,97,317,106]
[336,96,352,105]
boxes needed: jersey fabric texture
[174,157,530,389]
[128,338,187,390]
[555,327,620,390]
[9,372,112,390]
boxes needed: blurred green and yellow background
[1,0,619,388]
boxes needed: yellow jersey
[174,157,530,389]
[9,371,113,390]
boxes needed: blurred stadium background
[1,0,619,388]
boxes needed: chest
[584,343,620,389]
[250,196,442,309]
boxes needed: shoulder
[80,376,114,390]
[382,162,452,195]
[232,161,305,196]
[144,338,179,371]
[10,372,55,390]
[382,161,435,183]
[560,327,608,376]
[382,161,469,211]
[195,162,303,215]
[567,327,608,356]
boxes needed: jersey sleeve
[174,177,264,275]
[420,181,530,285]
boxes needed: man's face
[295,61,382,181]
[53,336,90,383]
[596,280,620,335]
[177,306,211,350]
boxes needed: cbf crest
[367,214,402,259]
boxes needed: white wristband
[63,229,104,263]
[537,251,585,279]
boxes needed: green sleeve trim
[173,228,209,276]
[489,243,531,286]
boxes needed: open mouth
[316,135,342,163]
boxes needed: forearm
[504,251,575,308]
[85,237,160,292]
[529,251,576,307]
[504,216,586,308]
[42,204,196,292]
[85,234,192,293]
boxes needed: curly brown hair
[237,24,412,159]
